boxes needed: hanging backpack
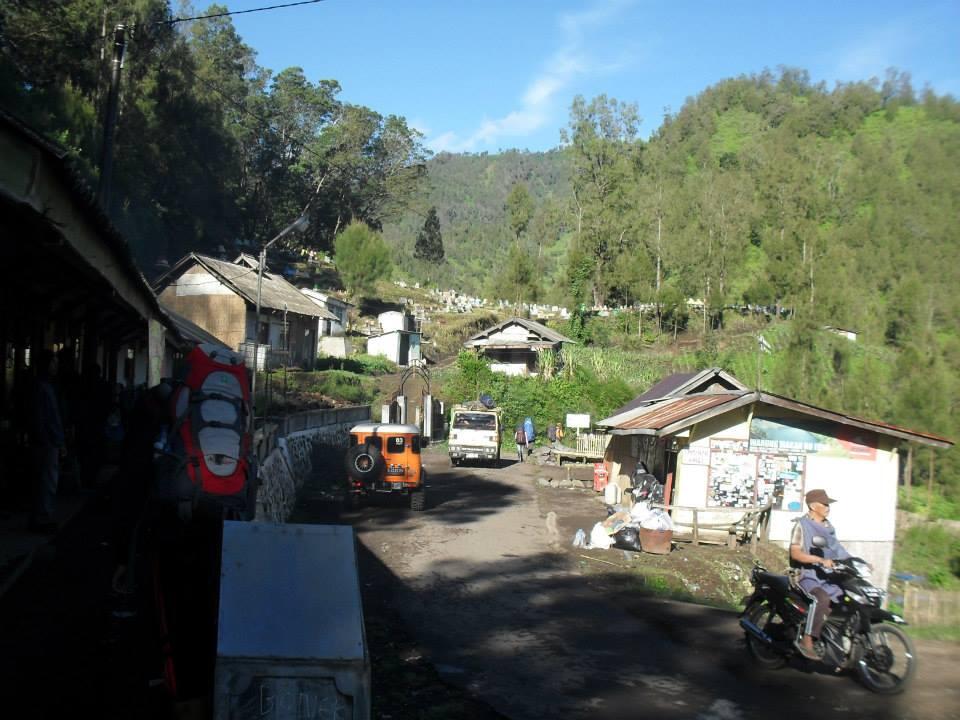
[157,343,256,521]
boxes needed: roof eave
[756,392,953,449]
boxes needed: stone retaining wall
[904,585,960,627]
[254,407,370,523]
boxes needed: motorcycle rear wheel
[856,624,916,695]
[744,602,787,669]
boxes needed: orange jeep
[344,423,427,510]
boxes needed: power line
[161,0,328,26]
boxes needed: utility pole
[251,212,310,421]
[97,23,126,210]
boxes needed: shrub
[315,353,398,376]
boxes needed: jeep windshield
[453,412,497,431]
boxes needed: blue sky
[225,0,960,154]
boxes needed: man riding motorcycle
[789,488,853,660]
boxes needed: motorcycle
[739,553,917,694]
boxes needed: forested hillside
[384,150,570,296]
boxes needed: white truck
[448,401,502,467]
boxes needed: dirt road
[321,446,960,720]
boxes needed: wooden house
[464,317,574,376]
[155,253,327,367]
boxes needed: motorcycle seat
[757,571,791,595]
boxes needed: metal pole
[251,245,266,420]
[97,24,126,209]
[250,212,310,423]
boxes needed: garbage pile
[573,500,674,554]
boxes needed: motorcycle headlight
[851,560,872,579]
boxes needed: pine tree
[414,206,444,262]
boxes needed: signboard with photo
[756,453,806,511]
[750,417,877,461]
[707,439,757,508]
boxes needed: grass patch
[315,353,398,376]
[898,487,960,521]
[286,369,380,405]
[902,624,960,643]
[893,522,960,590]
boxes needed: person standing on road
[789,488,851,660]
[28,349,65,533]
[514,426,526,463]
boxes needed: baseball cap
[805,488,837,506]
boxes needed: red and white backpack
[160,344,256,520]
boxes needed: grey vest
[796,515,848,594]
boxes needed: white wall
[489,324,531,343]
[319,336,351,358]
[673,409,751,532]
[378,311,407,333]
[367,332,400,363]
[174,269,234,296]
[490,362,528,376]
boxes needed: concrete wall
[378,311,407,333]
[367,332,400,363]
[319,335,351,358]
[159,266,248,350]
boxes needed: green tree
[414,206,444,262]
[506,182,534,243]
[334,221,392,298]
[561,94,641,305]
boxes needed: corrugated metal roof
[607,368,750,417]
[158,254,326,318]
[599,388,953,449]
[613,393,744,431]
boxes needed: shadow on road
[298,448,941,720]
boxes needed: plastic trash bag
[589,522,614,549]
[640,508,674,531]
[613,526,642,551]
[630,501,652,524]
[572,528,587,548]
[631,472,664,504]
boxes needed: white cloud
[427,0,635,153]
[408,117,432,138]
[830,23,913,83]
